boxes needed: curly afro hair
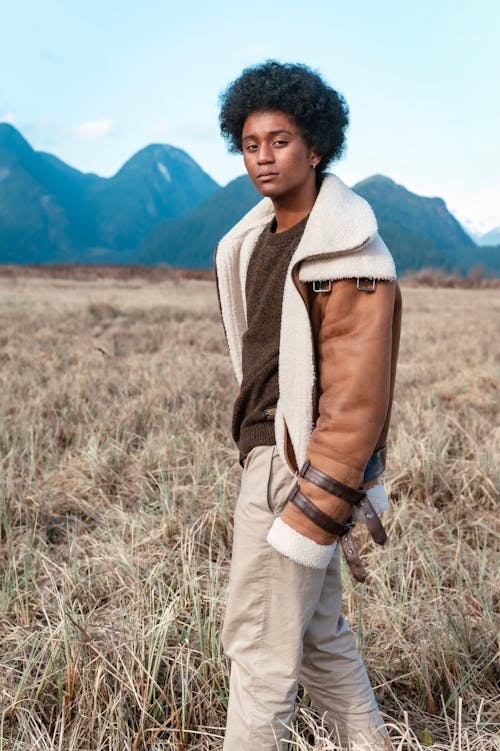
[219,61,349,174]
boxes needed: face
[241,110,319,205]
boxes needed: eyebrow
[242,129,295,141]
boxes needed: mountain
[0,124,99,262]
[81,144,219,252]
[352,175,477,273]
[0,124,218,263]
[475,226,500,246]
[140,173,497,274]
[139,175,260,266]
[0,123,498,274]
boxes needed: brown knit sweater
[232,215,309,459]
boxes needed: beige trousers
[222,445,390,751]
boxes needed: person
[214,61,402,751]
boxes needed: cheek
[243,154,260,187]
[243,152,253,172]
[287,145,309,168]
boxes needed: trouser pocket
[267,446,295,516]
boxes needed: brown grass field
[0,270,498,750]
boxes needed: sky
[1,0,499,235]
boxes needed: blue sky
[1,0,499,233]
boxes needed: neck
[271,184,318,233]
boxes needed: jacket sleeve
[268,278,398,562]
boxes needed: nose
[257,144,274,164]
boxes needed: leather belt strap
[299,461,365,506]
[355,498,387,545]
[297,460,387,547]
[363,444,387,483]
[341,534,367,582]
[288,485,353,537]
[284,455,389,584]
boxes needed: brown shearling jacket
[216,173,401,570]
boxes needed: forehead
[242,110,299,139]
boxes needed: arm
[268,278,398,568]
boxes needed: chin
[255,184,283,199]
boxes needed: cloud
[405,177,500,236]
[445,185,500,235]
[74,118,115,141]
[173,123,218,140]
[0,112,16,125]
[153,120,217,145]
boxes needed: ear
[310,149,321,169]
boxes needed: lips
[257,172,278,181]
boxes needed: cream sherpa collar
[219,173,377,253]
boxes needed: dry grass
[0,273,498,750]
[402,268,500,289]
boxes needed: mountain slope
[0,124,99,262]
[0,125,219,263]
[82,144,218,251]
[0,124,497,274]
[139,175,261,266]
[140,173,489,273]
[353,175,476,273]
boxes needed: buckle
[356,277,376,292]
[312,279,332,293]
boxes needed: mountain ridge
[0,123,218,263]
[139,173,498,275]
[0,123,498,275]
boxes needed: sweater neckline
[266,213,310,244]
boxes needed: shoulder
[299,232,397,283]
[290,174,395,276]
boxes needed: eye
[244,143,258,152]
[274,139,288,147]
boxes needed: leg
[222,446,329,751]
[300,554,390,750]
